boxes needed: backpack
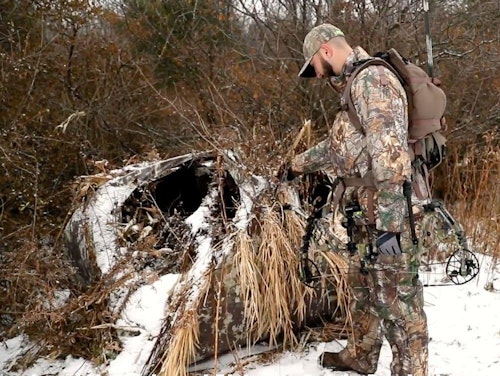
[341,48,447,200]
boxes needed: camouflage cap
[298,24,345,78]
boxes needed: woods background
[0,0,498,363]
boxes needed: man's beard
[320,56,336,77]
[320,56,344,92]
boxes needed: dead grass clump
[318,250,352,334]
[234,196,318,351]
[233,174,353,357]
[444,132,499,259]
[254,206,309,348]
[234,230,261,344]
[154,312,200,376]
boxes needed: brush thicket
[444,132,499,258]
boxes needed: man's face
[310,53,335,78]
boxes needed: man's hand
[376,231,402,255]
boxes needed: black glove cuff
[286,167,297,181]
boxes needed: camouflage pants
[340,250,428,376]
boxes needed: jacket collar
[328,47,371,93]
[342,46,371,79]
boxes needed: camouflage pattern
[299,24,345,77]
[325,210,429,376]
[340,227,428,376]
[292,46,411,233]
[293,44,428,375]
[419,204,461,265]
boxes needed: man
[287,24,428,376]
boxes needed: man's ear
[319,43,333,58]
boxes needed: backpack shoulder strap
[340,58,402,226]
[342,58,400,135]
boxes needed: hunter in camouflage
[288,24,429,376]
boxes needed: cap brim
[298,56,316,78]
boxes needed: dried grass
[254,207,305,347]
[6,255,129,366]
[444,132,499,258]
[442,133,500,287]
[282,205,315,326]
[144,272,209,376]
[233,198,318,350]
[317,250,352,335]
[234,230,262,347]
[232,179,353,361]
[156,312,200,376]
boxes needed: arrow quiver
[403,180,419,246]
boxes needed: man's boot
[319,352,375,375]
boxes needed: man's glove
[276,162,297,182]
[376,231,402,255]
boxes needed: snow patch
[107,274,180,376]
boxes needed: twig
[225,353,276,375]
[55,111,87,133]
[287,119,311,160]
[76,323,141,335]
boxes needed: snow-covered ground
[1,254,499,376]
[239,253,500,376]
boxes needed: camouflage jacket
[291,47,411,233]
